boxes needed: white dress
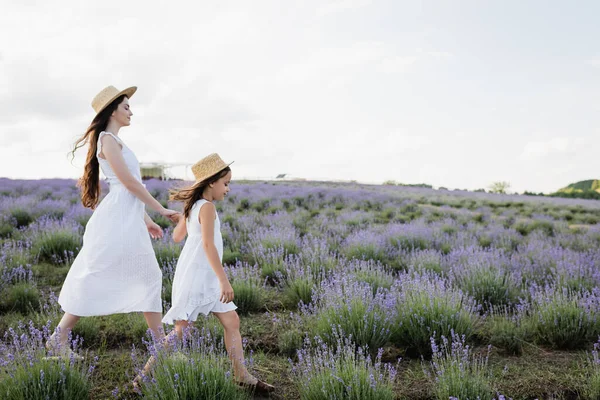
[162,199,237,324]
[58,131,162,316]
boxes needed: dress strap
[97,132,123,157]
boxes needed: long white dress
[162,199,237,324]
[58,131,162,316]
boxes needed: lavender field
[2,177,600,399]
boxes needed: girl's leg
[134,320,189,386]
[143,312,166,341]
[174,320,190,340]
[212,311,256,384]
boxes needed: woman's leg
[212,311,255,384]
[53,312,80,343]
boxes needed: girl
[47,85,179,359]
[161,153,274,393]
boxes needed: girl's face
[112,97,133,127]
[211,170,232,201]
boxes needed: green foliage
[153,240,182,268]
[312,297,393,350]
[393,278,478,355]
[0,359,91,400]
[488,181,511,194]
[529,289,599,349]
[278,328,304,357]
[0,282,40,314]
[483,312,531,356]
[292,339,396,400]
[283,277,315,309]
[9,208,33,228]
[33,229,81,265]
[141,351,249,400]
[429,334,493,400]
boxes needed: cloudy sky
[1,0,599,193]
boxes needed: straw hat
[191,153,234,183]
[91,85,137,115]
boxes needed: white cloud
[520,137,586,161]
[379,56,418,74]
[587,59,600,67]
[315,0,372,17]
[0,1,599,194]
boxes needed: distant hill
[550,179,600,200]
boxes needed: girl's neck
[201,190,214,202]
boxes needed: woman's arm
[101,135,171,215]
[199,202,234,303]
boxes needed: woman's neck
[105,121,122,136]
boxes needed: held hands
[160,208,180,223]
[219,279,234,303]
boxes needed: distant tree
[383,180,397,186]
[474,188,486,193]
[489,181,511,194]
[523,191,545,197]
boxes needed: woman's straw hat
[191,153,234,183]
[91,85,137,115]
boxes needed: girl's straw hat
[91,85,137,115]
[191,153,234,183]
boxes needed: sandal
[237,378,275,394]
[43,335,84,362]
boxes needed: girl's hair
[70,95,127,209]
[169,167,231,219]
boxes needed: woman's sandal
[43,335,85,361]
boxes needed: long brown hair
[70,95,127,209]
[169,167,231,219]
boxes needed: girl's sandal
[131,374,143,394]
[237,379,275,394]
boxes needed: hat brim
[95,86,137,116]
[194,161,234,183]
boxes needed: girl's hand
[219,280,234,303]
[160,208,179,223]
[146,221,163,240]
[170,212,184,224]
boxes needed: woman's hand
[219,280,234,303]
[160,208,180,223]
[146,220,163,240]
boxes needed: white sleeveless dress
[162,199,237,324]
[58,131,162,316]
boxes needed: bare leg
[45,312,84,361]
[143,312,165,341]
[174,320,190,340]
[54,312,81,343]
[212,311,256,384]
[134,319,185,388]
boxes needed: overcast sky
[1,0,599,193]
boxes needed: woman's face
[112,97,133,127]
[211,170,232,201]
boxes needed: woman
[47,85,178,358]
